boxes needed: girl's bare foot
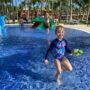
[55,72,62,86]
[56,78,62,86]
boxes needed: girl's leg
[54,59,62,85]
[61,57,73,71]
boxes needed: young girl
[44,25,73,85]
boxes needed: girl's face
[56,28,64,40]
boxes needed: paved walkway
[63,24,90,33]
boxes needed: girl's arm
[45,40,55,60]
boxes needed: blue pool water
[0,26,90,90]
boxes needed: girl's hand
[44,59,49,64]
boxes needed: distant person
[34,10,40,17]
[18,10,28,25]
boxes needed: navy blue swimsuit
[45,38,71,60]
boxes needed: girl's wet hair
[55,25,64,33]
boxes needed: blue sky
[13,0,24,6]
[13,0,48,8]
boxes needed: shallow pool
[0,26,90,90]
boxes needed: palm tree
[83,0,90,23]
[70,0,72,21]
[0,0,12,15]
[76,0,90,23]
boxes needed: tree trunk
[48,0,51,10]
[70,0,72,21]
[66,0,69,22]
[51,0,54,10]
[87,3,90,24]
[59,0,61,10]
